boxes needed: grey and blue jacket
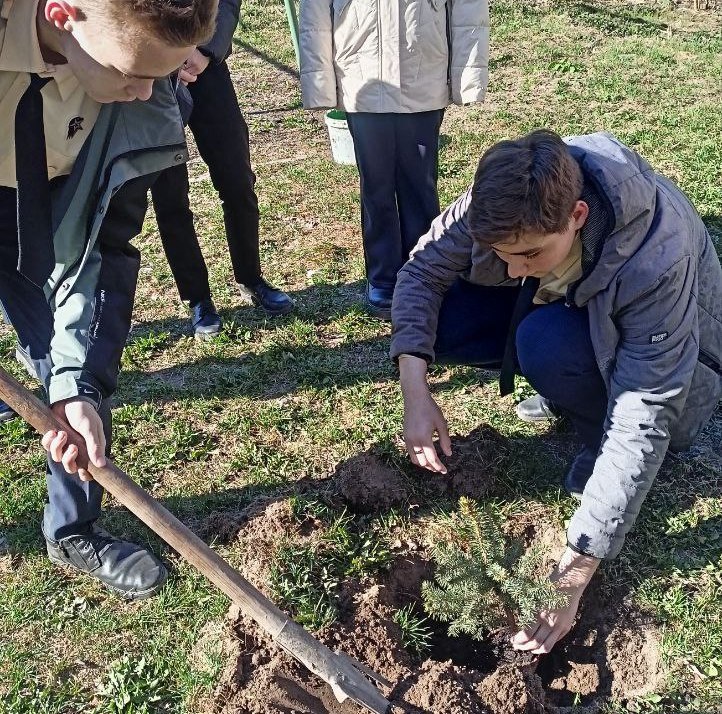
[45,79,187,407]
[391,132,722,560]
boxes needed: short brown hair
[102,0,218,47]
[467,130,584,245]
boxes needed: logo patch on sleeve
[650,331,669,344]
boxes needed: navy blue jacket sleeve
[200,0,241,63]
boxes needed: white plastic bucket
[324,110,357,166]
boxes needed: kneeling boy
[391,130,722,653]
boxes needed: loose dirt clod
[335,451,414,513]
[477,664,546,714]
[391,660,486,713]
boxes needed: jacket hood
[566,132,658,306]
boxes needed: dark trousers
[434,279,608,451]
[151,60,261,304]
[346,110,444,290]
[0,179,150,541]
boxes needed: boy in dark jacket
[1,0,217,599]
[151,0,293,339]
[391,130,722,653]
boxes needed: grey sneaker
[46,525,167,600]
[515,394,560,423]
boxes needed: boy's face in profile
[43,1,195,103]
[491,200,589,280]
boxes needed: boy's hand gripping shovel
[0,368,392,714]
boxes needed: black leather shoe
[0,400,16,423]
[515,394,560,423]
[564,446,597,499]
[46,525,167,600]
[366,284,393,321]
[239,278,294,316]
[191,298,222,340]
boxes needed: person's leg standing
[44,174,167,597]
[188,61,260,286]
[516,301,608,494]
[395,110,444,259]
[152,163,211,306]
[0,186,106,540]
[150,164,221,338]
[346,112,401,316]
[188,61,293,314]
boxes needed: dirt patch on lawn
[204,571,661,713]
[202,500,663,714]
[198,429,661,713]
[334,426,508,514]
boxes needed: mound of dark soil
[433,426,509,500]
[334,426,508,514]
[335,451,415,513]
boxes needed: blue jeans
[435,279,608,450]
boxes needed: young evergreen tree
[421,497,567,639]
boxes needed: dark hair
[467,129,584,245]
[103,0,218,47]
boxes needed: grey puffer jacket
[391,132,722,560]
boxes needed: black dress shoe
[191,298,222,340]
[564,446,598,499]
[239,278,294,316]
[0,400,16,423]
[366,283,393,320]
[46,525,167,600]
[515,394,560,422]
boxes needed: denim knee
[516,302,598,400]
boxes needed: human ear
[572,200,589,230]
[44,1,79,31]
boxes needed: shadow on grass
[127,279,370,345]
[232,38,299,81]
[564,1,672,37]
[118,335,394,403]
[120,280,507,404]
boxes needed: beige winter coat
[299,0,489,113]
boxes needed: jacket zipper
[699,348,722,376]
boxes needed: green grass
[393,604,434,658]
[1,0,721,711]
[269,500,392,629]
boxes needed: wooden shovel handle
[0,368,393,713]
[0,367,289,633]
